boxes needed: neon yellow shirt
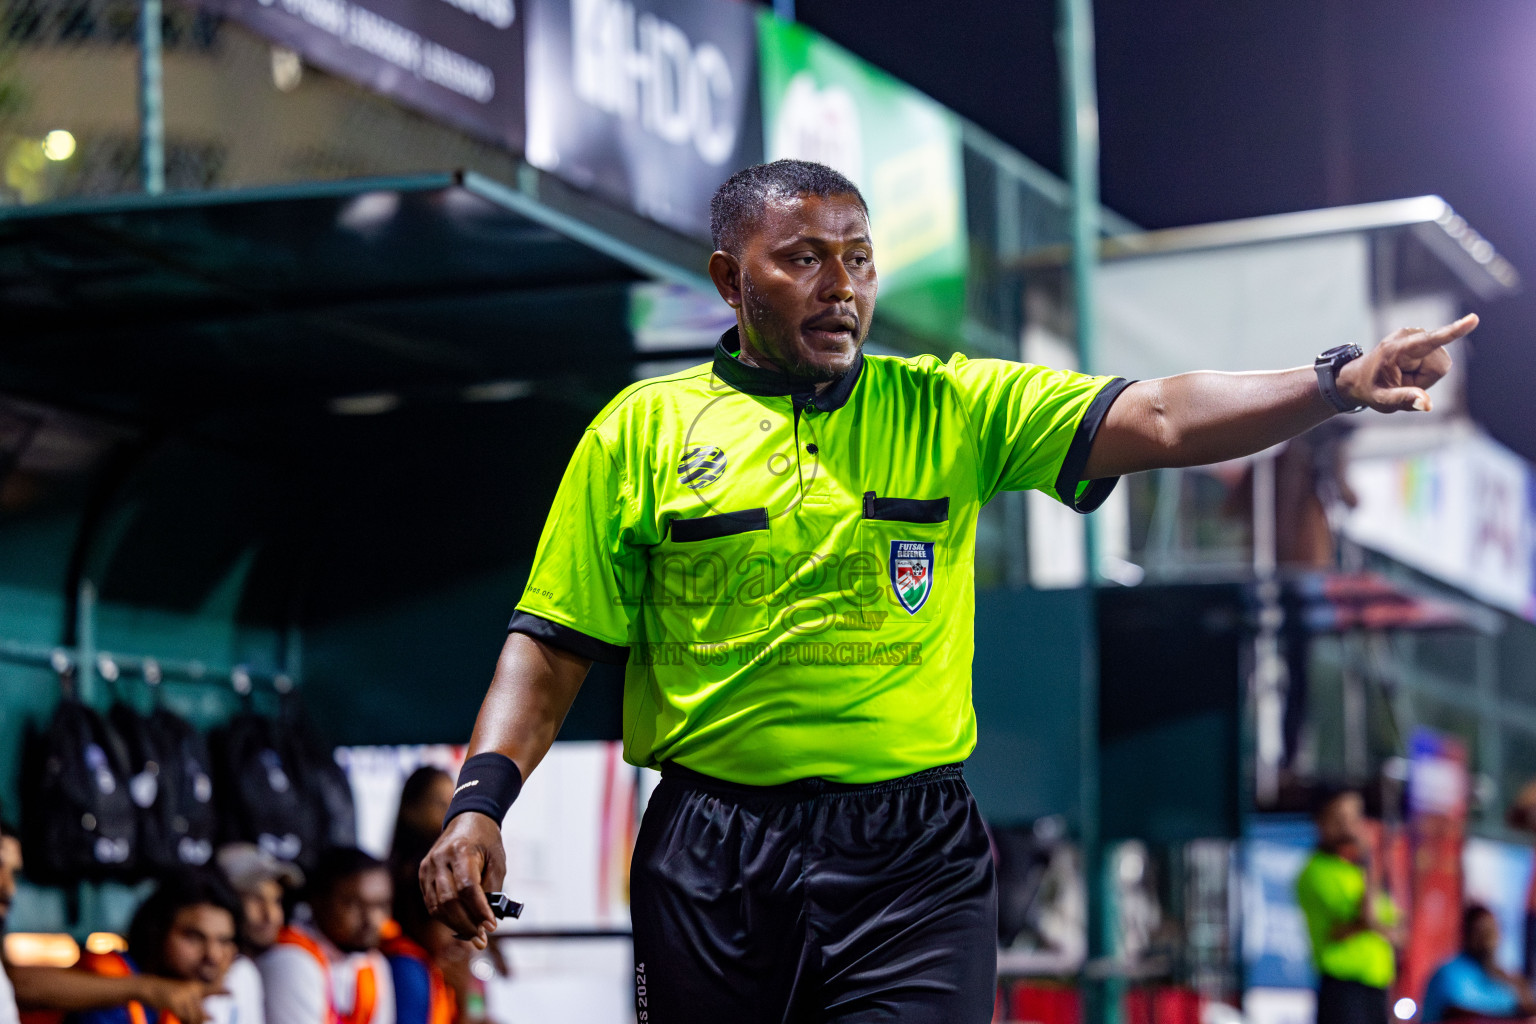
[1296,850,1399,988]
[510,329,1129,784]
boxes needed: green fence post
[1057,1,1119,1023]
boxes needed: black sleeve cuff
[508,610,630,665]
[1054,377,1135,514]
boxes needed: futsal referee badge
[890,541,934,614]
[678,445,727,489]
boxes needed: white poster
[1345,426,1535,621]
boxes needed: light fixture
[271,46,303,92]
[462,379,533,403]
[84,933,128,955]
[337,191,401,236]
[328,392,401,416]
[42,130,76,161]
[5,933,81,967]
[1394,998,1417,1020]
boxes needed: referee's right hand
[420,810,506,948]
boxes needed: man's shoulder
[259,936,327,978]
[860,351,954,378]
[859,350,1038,394]
[854,352,978,406]
[1295,851,1337,889]
[226,954,264,990]
[585,360,716,439]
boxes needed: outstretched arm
[9,965,218,1024]
[1082,315,1477,479]
[418,632,591,947]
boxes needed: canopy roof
[0,171,698,426]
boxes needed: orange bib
[274,926,379,1024]
[78,951,183,1024]
[379,931,455,1024]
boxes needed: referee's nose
[820,257,855,304]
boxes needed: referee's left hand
[1335,314,1476,412]
[420,811,505,948]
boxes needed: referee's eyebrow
[780,233,873,248]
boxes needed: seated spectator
[260,849,394,1024]
[215,844,304,1024]
[382,855,455,1024]
[218,845,303,959]
[66,871,241,1024]
[1423,905,1536,1022]
[0,821,215,1024]
[385,768,487,1024]
[389,768,453,871]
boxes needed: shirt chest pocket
[857,492,949,622]
[649,508,775,642]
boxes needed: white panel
[1027,489,1086,589]
[1245,988,1317,1024]
[1462,838,1535,972]
[1344,429,1535,620]
[1097,234,1374,381]
[485,937,633,1024]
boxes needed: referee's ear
[709,250,744,310]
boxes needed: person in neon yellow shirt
[1296,787,1402,1024]
[421,159,1477,1023]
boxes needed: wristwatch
[1315,343,1365,413]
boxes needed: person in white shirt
[215,843,307,1024]
[259,848,394,1024]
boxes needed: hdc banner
[757,13,968,340]
[523,0,763,239]
[207,0,525,149]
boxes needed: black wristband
[444,752,524,827]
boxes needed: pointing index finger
[1398,313,1478,357]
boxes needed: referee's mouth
[802,314,859,347]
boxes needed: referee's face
[713,192,876,382]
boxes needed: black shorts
[630,761,997,1024]
[1316,976,1388,1024]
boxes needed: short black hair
[1310,782,1361,819]
[710,159,868,256]
[306,846,387,904]
[1463,902,1495,939]
[127,870,242,975]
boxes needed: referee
[421,159,1476,1023]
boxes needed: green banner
[757,13,968,341]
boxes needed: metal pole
[139,0,165,194]
[76,579,97,706]
[1252,454,1285,806]
[1058,1,1114,1023]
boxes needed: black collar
[711,327,863,412]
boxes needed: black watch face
[1319,344,1354,361]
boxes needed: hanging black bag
[20,697,139,883]
[148,707,218,867]
[209,712,309,866]
[276,699,357,868]
[108,703,218,873]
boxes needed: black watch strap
[1315,344,1365,413]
